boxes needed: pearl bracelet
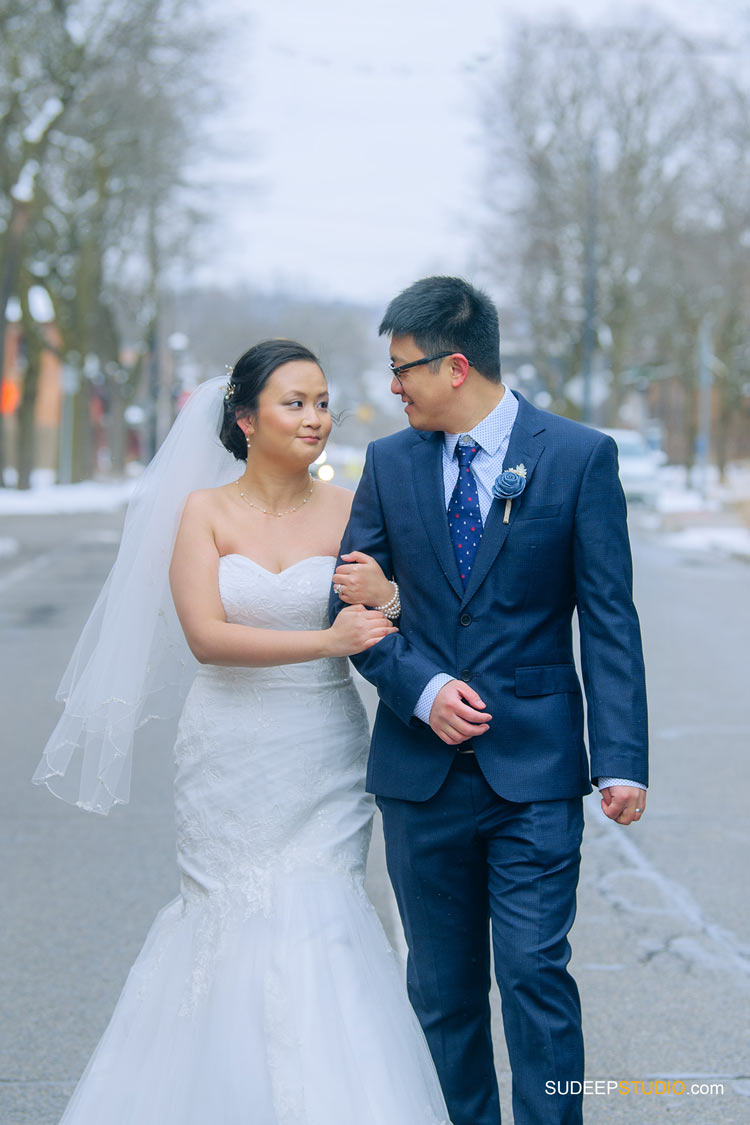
[375,581,401,620]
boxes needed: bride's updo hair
[220,339,321,462]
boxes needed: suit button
[459,613,472,627]
[460,669,472,682]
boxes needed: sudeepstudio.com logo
[545,1080,725,1097]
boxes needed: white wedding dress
[59,554,450,1125]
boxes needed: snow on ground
[662,526,750,561]
[650,463,750,560]
[656,463,750,512]
[0,480,136,515]
[654,488,718,514]
[0,461,747,563]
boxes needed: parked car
[600,428,664,505]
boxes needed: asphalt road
[1,507,748,1124]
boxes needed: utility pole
[145,192,160,462]
[146,319,160,462]
[581,137,599,426]
[696,314,713,500]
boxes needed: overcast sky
[197,0,741,306]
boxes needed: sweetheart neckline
[219,553,336,577]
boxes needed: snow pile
[654,487,717,514]
[663,526,750,561]
[0,480,136,515]
[655,462,750,514]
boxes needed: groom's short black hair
[379,276,502,383]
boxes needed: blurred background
[2,2,750,1123]
[0,0,748,527]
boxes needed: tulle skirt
[60,868,449,1124]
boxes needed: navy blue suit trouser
[378,753,585,1125]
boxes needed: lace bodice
[218,553,336,629]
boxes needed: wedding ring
[334,584,342,595]
[635,808,643,813]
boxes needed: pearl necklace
[235,476,314,517]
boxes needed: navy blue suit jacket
[329,391,648,803]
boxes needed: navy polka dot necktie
[448,436,484,588]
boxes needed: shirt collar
[443,386,518,458]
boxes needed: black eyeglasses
[389,351,473,384]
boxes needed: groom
[330,276,648,1125]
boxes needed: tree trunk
[71,380,93,483]
[0,201,32,486]
[606,363,626,429]
[16,279,48,489]
[713,378,730,484]
[682,380,698,475]
[109,380,127,475]
[16,343,41,491]
[16,385,37,490]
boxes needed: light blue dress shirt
[409,388,645,794]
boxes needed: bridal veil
[33,376,237,814]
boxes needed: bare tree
[0,0,221,483]
[0,0,84,480]
[476,11,748,461]
[700,76,750,478]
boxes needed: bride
[34,340,451,1124]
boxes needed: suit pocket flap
[514,664,580,697]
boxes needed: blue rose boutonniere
[492,464,527,523]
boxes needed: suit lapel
[411,431,464,599]
[460,393,546,608]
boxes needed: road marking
[0,530,121,595]
[590,800,750,987]
[0,550,59,594]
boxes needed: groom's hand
[600,786,646,826]
[429,680,492,745]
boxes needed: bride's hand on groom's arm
[332,551,394,607]
[429,681,492,745]
[326,605,399,657]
